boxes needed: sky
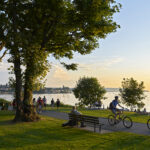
[1,0,150,90]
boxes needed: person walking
[51,98,54,108]
[37,96,43,114]
[43,96,47,110]
[56,98,60,110]
[12,99,16,110]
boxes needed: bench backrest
[68,113,99,124]
[81,115,99,124]
[68,113,82,122]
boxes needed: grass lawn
[1,111,150,150]
[46,106,150,124]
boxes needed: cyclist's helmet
[115,96,118,100]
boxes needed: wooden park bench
[68,113,104,132]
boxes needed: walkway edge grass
[46,106,150,124]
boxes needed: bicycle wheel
[108,115,115,126]
[147,119,150,129]
[123,116,133,128]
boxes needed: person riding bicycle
[108,96,133,128]
[110,96,124,119]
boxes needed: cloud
[78,57,124,71]
[78,63,92,71]
[52,64,71,81]
[46,64,75,87]
[103,57,123,67]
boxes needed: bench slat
[68,113,104,133]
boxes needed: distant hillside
[105,88,149,92]
[0,84,149,94]
[105,88,119,92]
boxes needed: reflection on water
[0,92,150,111]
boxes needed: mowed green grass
[1,111,150,150]
[46,106,150,124]
[1,110,150,150]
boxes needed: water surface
[1,92,150,111]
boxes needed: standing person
[56,98,60,110]
[33,98,36,106]
[98,100,102,108]
[12,99,16,110]
[37,96,43,114]
[1,102,5,110]
[95,100,102,109]
[43,96,47,110]
[33,98,37,112]
[51,98,54,108]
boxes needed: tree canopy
[119,78,145,110]
[0,0,121,121]
[73,77,106,106]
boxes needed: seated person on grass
[62,106,85,127]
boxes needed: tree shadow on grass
[89,133,149,150]
[0,110,15,116]
[0,119,15,126]
[0,120,90,149]
[0,111,15,126]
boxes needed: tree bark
[13,54,24,122]
[23,63,40,121]
[10,0,24,122]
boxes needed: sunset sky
[1,0,150,90]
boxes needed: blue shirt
[112,100,118,108]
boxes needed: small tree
[73,77,106,107]
[119,78,145,110]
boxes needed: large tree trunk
[13,54,24,122]
[11,0,24,122]
[23,63,40,121]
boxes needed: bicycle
[108,110,133,128]
[147,119,150,129]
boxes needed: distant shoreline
[0,90,149,95]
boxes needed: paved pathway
[42,110,150,136]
